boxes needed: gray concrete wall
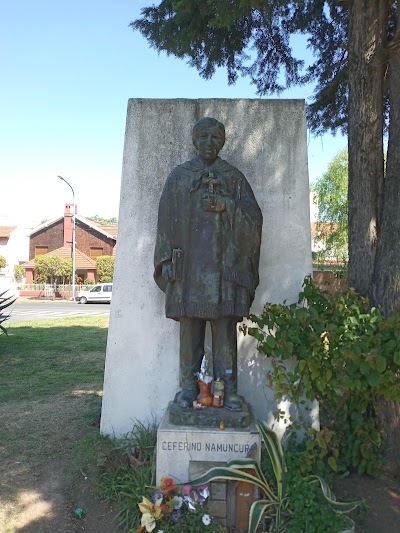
[100,99,313,437]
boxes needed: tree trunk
[372,21,400,472]
[347,0,386,296]
[372,54,400,314]
[375,397,400,477]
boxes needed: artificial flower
[182,485,192,496]
[202,514,212,526]
[140,514,156,533]
[170,509,182,524]
[138,496,163,532]
[161,477,176,491]
[170,495,183,510]
[151,490,164,503]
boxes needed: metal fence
[17,283,92,292]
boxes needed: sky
[1,1,346,228]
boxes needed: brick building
[21,204,117,283]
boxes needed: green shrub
[96,256,114,282]
[14,265,25,282]
[98,421,157,531]
[188,421,361,533]
[34,255,71,284]
[84,278,94,285]
[242,276,400,476]
[0,255,6,269]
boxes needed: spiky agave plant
[187,420,363,533]
[0,290,16,334]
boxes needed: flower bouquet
[137,477,225,532]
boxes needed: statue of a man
[154,117,262,411]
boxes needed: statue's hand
[201,193,226,212]
[162,263,173,283]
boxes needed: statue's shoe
[176,389,198,408]
[224,392,243,411]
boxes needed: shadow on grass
[0,317,119,532]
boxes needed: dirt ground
[0,462,117,533]
[1,391,399,533]
[334,471,400,533]
[2,461,400,532]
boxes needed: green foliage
[98,421,157,531]
[242,277,400,476]
[312,148,348,271]
[282,438,360,533]
[133,2,303,94]
[84,278,94,285]
[34,255,72,284]
[87,215,118,226]
[96,256,114,282]
[132,1,352,135]
[188,421,360,533]
[14,265,25,282]
[0,291,16,335]
[133,2,395,136]
[0,255,6,268]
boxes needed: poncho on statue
[154,155,262,321]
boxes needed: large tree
[313,148,348,269]
[133,0,400,315]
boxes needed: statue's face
[194,126,225,164]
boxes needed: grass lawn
[0,316,116,532]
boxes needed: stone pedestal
[169,394,251,428]
[156,403,261,526]
[156,404,261,485]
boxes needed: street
[8,299,110,323]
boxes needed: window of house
[90,247,103,258]
[35,246,48,256]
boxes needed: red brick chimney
[64,203,77,247]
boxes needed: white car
[76,283,113,304]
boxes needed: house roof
[311,222,339,237]
[0,226,17,238]
[95,224,118,238]
[20,247,97,269]
[29,215,117,240]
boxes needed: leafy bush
[84,278,94,285]
[188,421,361,533]
[14,265,25,282]
[0,255,6,269]
[242,277,400,476]
[34,255,72,284]
[96,256,114,282]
